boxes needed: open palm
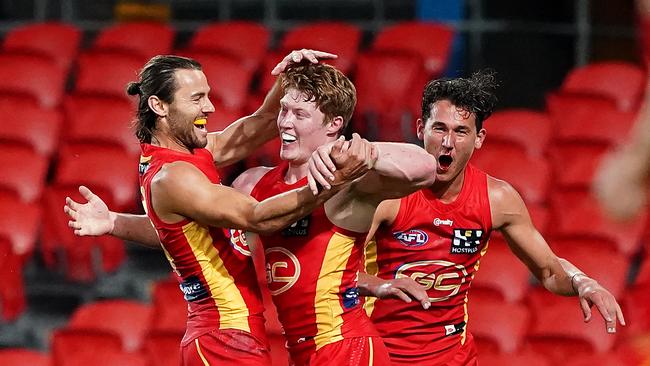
[64,186,114,236]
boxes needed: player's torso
[250,162,376,355]
[366,164,492,357]
[139,144,264,344]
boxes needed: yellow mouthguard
[193,118,207,126]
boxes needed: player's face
[277,88,334,165]
[166,69,215,150]
[417,99,485,183]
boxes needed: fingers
[389,288,412,304]
[590,294,619,333]
[78,185,94,202]
[307,172,319,196]
[65,196,81,211]
[270,49,338,75]
[308,157,331,190]
[579,297,592,323]
[316,148,337,177]
[63,205,77,220]
[616,302,626,327]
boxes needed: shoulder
[486,175,522,204]
[152,161,205,194]
[231,166,274,195]
[486,175,528,228]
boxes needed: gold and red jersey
[250,161,377,364]
[139,143,265,346]
[365,164,492,361]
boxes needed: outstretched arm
[207,49,337,167]
[64,186,161,248]
[490,178,625,333]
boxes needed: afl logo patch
[394,229,429,247]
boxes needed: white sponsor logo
[433,218,453,226]
[445,324,457,335]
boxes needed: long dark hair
[126,55,202,143]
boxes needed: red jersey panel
[139,144,265,346]
[250,161,377,364]
[365,164,492,360]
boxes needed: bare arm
[320,141,436,232]
[65,186,160,248]
[490,177,625,332]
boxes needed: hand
[373,277,431,309]
[64,186,115,236]
[271,49,338,75]
[306,136,344,195]
[574,275,626,333]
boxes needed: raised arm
[207,49,337,167]
[490,177,625,333]
[64,186,160,248]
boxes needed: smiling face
[277,88,340,165]
[417,99,486,183]
[165,68,215,150]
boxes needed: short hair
[282,62,356,134]
[126,55,202,143]
[421,69,498,131]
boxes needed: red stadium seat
[471,237,531,303]
[0,98,63,157]
[144,330,183,366]
[549,239,628,299]
[2,21,81,72]
[485,109,552,157]
[55,143,138,211]
[0,348,51,366]
[0,144,48,203]
[186,21,270,72]
[622,284,650,335]
[0,54,65,108]
[469,295,531,354]
[550,191,647,257]
[371,21,454,77]
[52,328,147,366]
[559,62,646,112]
[41,186,125,282]
[92,22,174,60]
[74,52,145,99]
[0,195,41,258]
[68,300,152,352]
[566,351,637,366]
[0,237,26,321]
[547,93,637,145]
[150,279,186,333]
[548,143,609,189]
[63,96,139,156]
[472,144,551,205]
[280,22,361,74]
[179,52,253,111]
[354,51,427,141]
[479,351,552,366]
[525,290,618,363]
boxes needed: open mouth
[281,132,297,144]
[193,118,207,130]
[438,154,453,171]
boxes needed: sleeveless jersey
[249,161,377,362]
[365,164,492,358]
[139,143,265,346]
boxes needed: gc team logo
[393,229,429,247]
[395,260,467,302]
[265,247,301,296]
[228,229,251,256]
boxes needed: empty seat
[479,351,552,366]
[0,54,65,108]
[0,348,51,366]
[2,21,81,72]
[144,330,183,366]
[469,295,530,354]
[472,144,551,205]
[548,143,609,189]
[372,21,454,77]
[0,237,26,321]
[68,299,152,351]
[485,109,552,157]
[63,96,139,156]
[280,22,361,74]
[559,62,645,111]
[186,21,270,72]
[150,279,186,333]
[52,328,147,366]
[0,195,41,258]
[74,52,145,100]
[0,144,49,203]
[92,22,174,60]
[471,236,531,303]
[0,98,63,157]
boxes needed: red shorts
[388,333,478,366]
[181,329,271,366]
[294,336,391,366]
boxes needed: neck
[284,160,309,185]
[151,133,191,153]
[428,169,466,203]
